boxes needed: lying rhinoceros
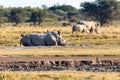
[20,31,66,46]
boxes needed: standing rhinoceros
[20,31,66,46]
[72,24,88,34]
[77,21,99,34]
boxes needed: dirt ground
[0,55,119,72]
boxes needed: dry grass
[0,24,120,79]
[0,24,120,56]
[0,25,120,47]
[0,25,70,47]
[0,46,120,56]
[0,71,120,80]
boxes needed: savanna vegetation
[0,71,120,80]
[0,0,120,26]
[0,0,120,79]
[0,23,120,56]
[0,0,120,55]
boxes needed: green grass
[0,71,120,80]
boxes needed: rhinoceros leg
[89,27,94,33]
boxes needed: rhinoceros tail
[20,39,22,46]
[20,34,24,46]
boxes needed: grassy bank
[0,25,120,56]
[0,71,120,80]
[0,25,120,47]
[0,46,120,56]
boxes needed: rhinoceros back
[29,34,45,46]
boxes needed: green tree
[42,5,48,9]
[37,10,46,26]
[49,4,78,13]
[0,7,4,23]
[80,0,120,26]
[49,4,79,21]
[9,8,26,25]
[23,6,34,22]
[30,10,46,26]
[30,11,38,26]
[0,6,8,23]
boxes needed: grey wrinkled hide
[45,32,57,46]
[21,34,46,46]
[72,24,88,33]
[77,21,99,34]
[20,31,66,46]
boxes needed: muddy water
[0,56,119,72]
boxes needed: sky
[0,0,95,8]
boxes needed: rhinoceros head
[51,31,66,46]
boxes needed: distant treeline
[0,0,120,26]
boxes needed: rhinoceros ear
[21,34,24,37]
[47,30,49,32]
[58,31,60,35]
